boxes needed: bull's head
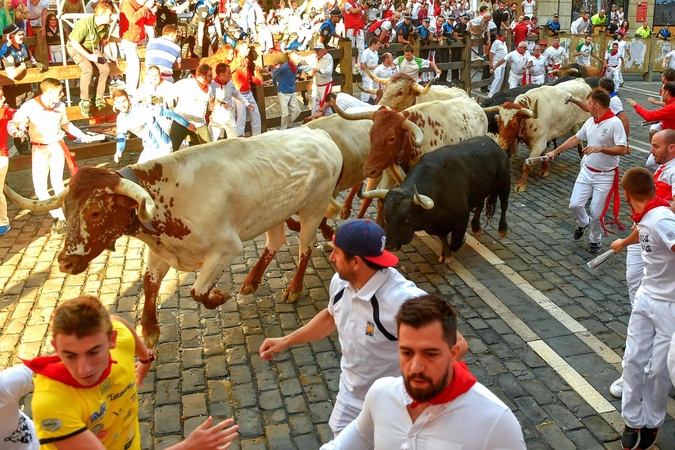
[4,167,156,275]
[360,185,433,250]
[333,104,424,179]
[483,100,538,151]
[367,69,433,111]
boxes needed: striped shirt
[145,36,182,75]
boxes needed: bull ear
[400,110,410,119]
[114,195,140,210]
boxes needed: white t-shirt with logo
[636,206,675,302]
[0,366,39,450]
[575,42,593,66]
[576,115,626,171]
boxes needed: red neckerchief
[517,48,526,55]
[665,97,675,105]
[23,354,116,389]
[534,53,541,58]
[407,362,477,409]
[631,197,671,223]
[37,95,57,111]
[213,78,227,88]
[196,79,210,93]
[593,108,614,124]
[552,43,560,49]
[611,49,618,56]
[497,36,505,41]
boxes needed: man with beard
[320,295,525,449]
[259,219,468,436]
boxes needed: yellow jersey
[32,320,140,450]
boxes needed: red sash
[654,165,674,201]
[599,166,625,234]
[318,81,333,108]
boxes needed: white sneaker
[610,376,623,398]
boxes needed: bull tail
[484,193,498,223]
[325,198,341,219]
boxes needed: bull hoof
[472,228,483,238]
[541,170,550,178]
[202,289,230,309]
[142,323,160,349]
[514,183,527,193]
[340,206,351,220]
[282,288,300,303]
[240,282,259,296]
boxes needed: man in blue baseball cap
[260,219,467,436]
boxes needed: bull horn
[356,184,389,199]
[3,185,68,212]
[569,68,580,75]
[412,78,433,94]
[549,68,559,75]
[401,119,424,147]
[364,66,390,85]
[357,82,378,95]
[333,102,376,121]
[482,105,501,113]
[114,178,156,223]
[519,99,538,119]
[413,185,434,210]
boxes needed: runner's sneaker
[638,427,658,449]
[622,426,641,450]
[609,376,623,398]
[574,224,587,240]
[588,242,602,254]
[0,224,10,236]
[79,100,91,118]
[95,98,107,109]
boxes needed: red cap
[539,40,547,46]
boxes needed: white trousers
[346,28,364,72]
[120,40,141,92]
[209,108,238,140]
[607,65,621,92]
[32,143,66,221]
[235,91,262,136]
[278,92,301,129]
[530,74,545,85]
[48,44,63,63]
[312,82,332,115]
[569,166,615,245]
[622,290,675,429]
[508,71,524,89]
[0,156,8,226]
[488,64,505,97]
[329,379,364,436]
[360,76,376,102]
[137,142,172,164]
[625,244,644,306]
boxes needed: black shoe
[573,225,587,240]
[588,242,602,254]
[51,219,67,235]
[639,427,658,449]
[480,86,489,93]
[622,426,640,450]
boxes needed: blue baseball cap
[333,219,399,267]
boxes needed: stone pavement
[0,79,673,449]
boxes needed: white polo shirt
[528,54,547,76]
[320,376,526,450]
[543,45,567,66]
[636,206,675,302]
[0,366,39,450]
[12,98,68,144]
[490,38,508,62]
[173,78,216,127]
[609,95,624,115]
[360,48,379,75]
[327,269,425,400]
[605,51,622,67]
[372,63,398,82]
[576,115,626,171]
[503,50,530,75]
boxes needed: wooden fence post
[339,39,353,95]
[413,39,420,57]
[646,35,655,81]
[461,36,472,93]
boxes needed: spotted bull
[550,63,600,79]
[360,136,510,263]
[360,69,467,112]
[483,78,591,192]
[4,128,343,347]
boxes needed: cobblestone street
[1,79,674,449]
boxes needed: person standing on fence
[490,40,530,89]
[545,88,628,255]
[487,28,508,97]
[309,42,334,115]
[8,79,98,235]
[0,87,15,237]
[231,40,264,137]
[360,37,381,103]
[120,0,157,94]
[170,64,215,149]
[145,24,182,83]
[272,52,308,129]
[66,3,113,118]
[343,0,367,75]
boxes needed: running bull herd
[4,68,597,346]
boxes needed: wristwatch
[139,349,155,364]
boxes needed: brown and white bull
[335,96,489,224]
[4,128,343,347]
[483,78,591,192]
[361,69,468,112]
[550,63,600,79]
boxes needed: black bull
[382,137,510,263]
